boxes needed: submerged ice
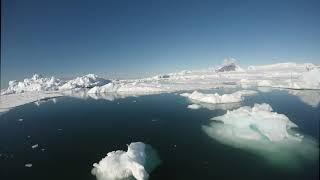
[91,142,160,180]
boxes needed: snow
[187,104,201,109]
[59,74,110,90]
[181,90,257,104]
[91,142,160,180]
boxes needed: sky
[1,0,320,88]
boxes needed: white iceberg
[1,74,64,95]
[202,103,319,167]
[91,142,160,180]
[208,103,297,141]
[181,90,257,104]
[59,74,110,90]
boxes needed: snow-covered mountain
[215,58,244,72]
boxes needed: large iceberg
[207,103,297,141]
[91,142,160,180]
[181,90,257,104]
[202,103,319,167]
[1,74,63,95]
[59,74,111,90]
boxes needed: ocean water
[0,88,319,180]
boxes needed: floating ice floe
[92,142,160,180]
[187,104,201,110]
[202,103,319,167]
[181,90,257,104]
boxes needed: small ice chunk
[18,118,23,122]
[32,144,38,149]
[187,104,201,109]
[25,163,32,168]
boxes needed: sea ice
[1,62,319,114]
[91,142,160,180]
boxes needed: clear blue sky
[1,0,320,88]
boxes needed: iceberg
[208,103,297,141]
[202,103,319,167]
[181,90,257,104]
[1,74,64,95]
[91,142,160,180]
[59,74,111,90]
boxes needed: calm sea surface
[0,88,319,180]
